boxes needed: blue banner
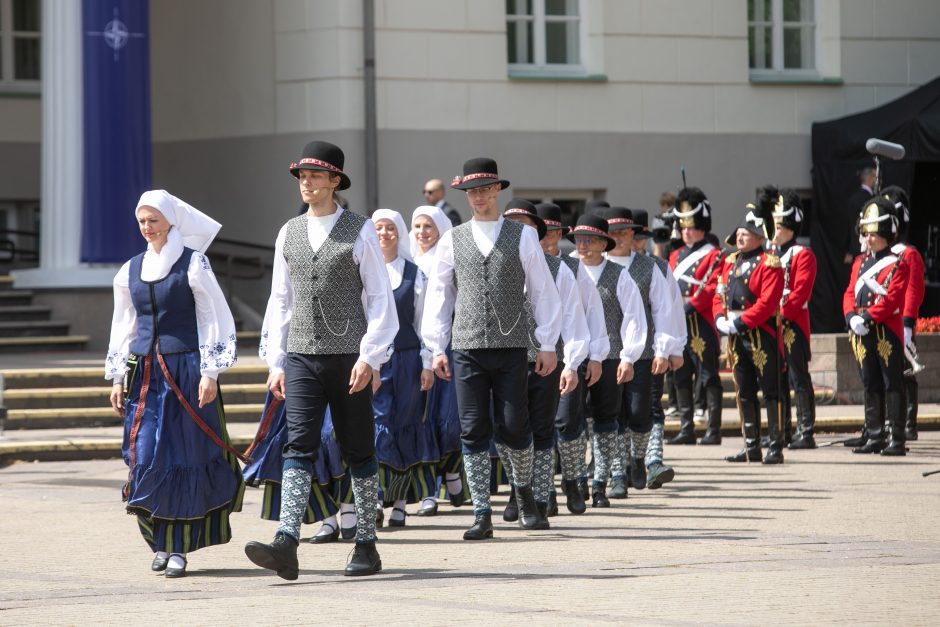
[81,0,152,263]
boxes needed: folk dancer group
[106,140,925,580]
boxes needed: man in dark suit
[843,166,876,263]
[423,178,463,226]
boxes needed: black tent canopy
[810,75,940,332]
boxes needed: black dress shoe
[852,439,886,454]
[646,463,674,489]
[667,432,697,445]
[449,490,466,507]
[388,507,407,528]
[463,512,494,540]
[310,522,340,544]
[578,479,589,502]
[340,526,357,540]
[415,501,438,516]
[843,434,867,447]
[245,532,299,581]
[344,542,382,576]
[151,553,169,572]
[762,449,784,465]
[592,488,610,508]
[725,448,762,463]
[547,491,558,517]
[164,554,187,578]
[905,428,918,441]
[608,476,627,499]
[502,487,519,522]
[699,431,722,445]
[630,458,647,491]
[880,441,907,456]
[517,486,547,530]
[534,503,552,530]
[788,434,817,449]
[562,479,586,515]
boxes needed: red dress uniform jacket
[891,242,925,331]
[713,250,785,336]
[842,249,910,341]
[778,243,816,342]
[670,242,722,329]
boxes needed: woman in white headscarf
[409,205,466,516]
[368,209,438,528]
[106,190,243,579]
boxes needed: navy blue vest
[392,260,421,351]
[129,248,199,355]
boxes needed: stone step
[5,403,265,430]
[0,320,71,338]
[0,305,52,322]
[0,290,34,306]
[4,383,269,410]
[0,335,89,354]
[1,363,270,389]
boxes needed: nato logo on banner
[81,0,152,263]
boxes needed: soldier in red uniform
[769,190,818,449]
[842,197,910,456]
[666,187,724,445]
[882,186,925,441]
[714,210,785,464]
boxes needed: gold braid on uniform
[688,312,706,360]
[850,332,866,365]
[876,325,893,365]
[763,254,781,268]
[782,322,796,354]
[749,328,768,377]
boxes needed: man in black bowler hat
[421,158,562,540]
[244,140,398,578]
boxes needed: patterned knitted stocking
[351,472,379,544]
[645,423,664,467]
[463,450,492,514]
[276,465,313,541]
[592,431,619,484]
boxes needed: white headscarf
[409,205,453,258]
[371,209,412,263]
[135,190,222,280]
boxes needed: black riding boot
[699,386,723,445]
[882,391,907,456]
[762,399,784,465]
[667,386,697,444]
[789,390,817,449]
[904,375,918,441]
[726,398,762,462]
[853,390,886,454]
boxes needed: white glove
[904,326,913,347]
[725,318,739,335]
[849,315,868,336]
[715,316,730,335]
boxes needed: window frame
[507,0,588,78]
[748,0,820,80]
[0,0,42,91]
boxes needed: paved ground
[2,433,939,625]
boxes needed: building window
[0,0,41,87]
[507,0,583,74]
[748,0,816,75]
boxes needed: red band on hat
[297,158,342,173]
[461,172,499,183]
[543,219,562,227]
[606,218,634,225]
[573,226,609,236]
[505,208,531,217]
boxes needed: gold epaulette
[725,252,738,264]
[763,253,781,268]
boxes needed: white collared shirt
[578,258,648,364]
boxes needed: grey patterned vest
[283,210,369,355]
[625,253,655,361]
[451,219,528,350]
[560,254,580,275]
[594,261,625,360]
[526,253,564,363]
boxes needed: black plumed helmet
[673,186,711,233]
[771,189,805,236]
[881,185,910,235]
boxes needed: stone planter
[810,332,940,404]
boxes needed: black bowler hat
[603,207,642,232]
[450,157,510,190]
[503,198,547,240]
[536,202,569,234]
[289,140,351,190]
[630,209,651,239]
[584,200,610,216]
[567,214,616,252]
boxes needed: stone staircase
[0,275,89,353]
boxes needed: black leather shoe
[759,435,771,448]
[852,439,886,454]
[534,503,552,530]
[562,479,586,514]
[762,449,784,465]
[344,542,382,576]
[843,434,867,447]
[449,489,466,507]
[310,521,339,544]
[578,479,589,502]
[788,434,817,449]
[517,486,547,529]
[151,553,169,572]
[245,532,299,581]
[388,507,407,527]
[646,463,674,489]
[502,487,519,522]
[630,458,647,491]
[463,512,494,540]
[375,508,384,528]
[698,431,722,445]
[592,488,610,508]
[547,491,558,517]
[725,448,762,463]
[880,441,907,456]
[415,501,438,516]
[164,554,187,578]
[667,432,697,445]
[905,428,918,441]
[608,476,627,499]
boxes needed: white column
[14,0,116,288]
